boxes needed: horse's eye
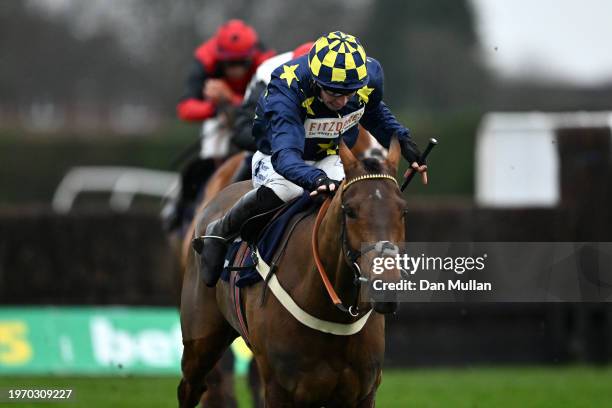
[342,205,357,219]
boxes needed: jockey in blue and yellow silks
[196,31,428,287]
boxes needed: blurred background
[1,0,612,406]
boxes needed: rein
[312,173,400,317]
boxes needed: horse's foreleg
[263,380,294,408]
[357,391,376,408]
[199,351,238,407]
[357,372,381,408]
[248,359,264,408]
[177,331,236,408]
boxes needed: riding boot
[193,186,284,287]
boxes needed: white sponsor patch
[304,107,364,139]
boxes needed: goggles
[318,84,357,98]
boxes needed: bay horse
[178,136,407,407]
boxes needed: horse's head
[337,136,407,314]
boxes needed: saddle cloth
[220,192,315,287]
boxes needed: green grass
[1,367,611,407]
[377,366,612,407]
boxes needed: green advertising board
[0,307,252,375]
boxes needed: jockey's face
[221,60,251,79]
[319,87,356,111]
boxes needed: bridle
[312,173,406,317]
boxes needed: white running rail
[52,166,179,213]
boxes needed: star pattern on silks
[357,85,374,104]
[301,96,315,116]
[317,141,338,155]
[279,64,300,87]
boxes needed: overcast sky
[471,0,612,85]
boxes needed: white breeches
[251,151,345,202]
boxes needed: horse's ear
[339,138,358,171]
[387,133,401,174]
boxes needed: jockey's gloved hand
[400,138,429,185]
[310,176,342,197]
[400,139,424,166]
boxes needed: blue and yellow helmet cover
[308,31,369,92]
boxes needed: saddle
[220,192,317,287]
